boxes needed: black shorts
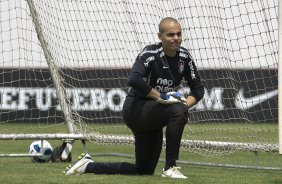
[122,96,188,133]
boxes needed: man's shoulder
[179,47,192,59]
[139,42,163,57]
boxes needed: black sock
[164,165,171,171]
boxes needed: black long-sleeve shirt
[127,42,204,102]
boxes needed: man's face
[158,21,182,56]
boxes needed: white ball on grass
[28,140,53,163]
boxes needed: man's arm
[185,58,205,106]
[127,56,152,97]
[185,95,197,108]
[146,88,160,100]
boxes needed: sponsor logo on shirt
[144,56,155,67]
[155,78,174,92]
[188,61,196,79]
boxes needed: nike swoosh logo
[235,89,278,110]
[163,66,169,69]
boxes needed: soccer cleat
[64,153,93,175]
[161,166,188,179]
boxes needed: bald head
[158,17,182,56]
[158,17,180,33]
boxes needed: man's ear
[158,32,162,40]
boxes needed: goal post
[26,0,76,134]
[0,0,279,158]
[279,0,282,155]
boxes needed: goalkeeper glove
[156,92,187,105]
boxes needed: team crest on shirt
[178,60,184,74]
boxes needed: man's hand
[156,92,187,105]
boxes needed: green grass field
[0,123,282,184]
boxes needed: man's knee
[169,104,189,122]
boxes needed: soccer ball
[28,140,53,163]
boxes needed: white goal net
[0,0,279,156]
